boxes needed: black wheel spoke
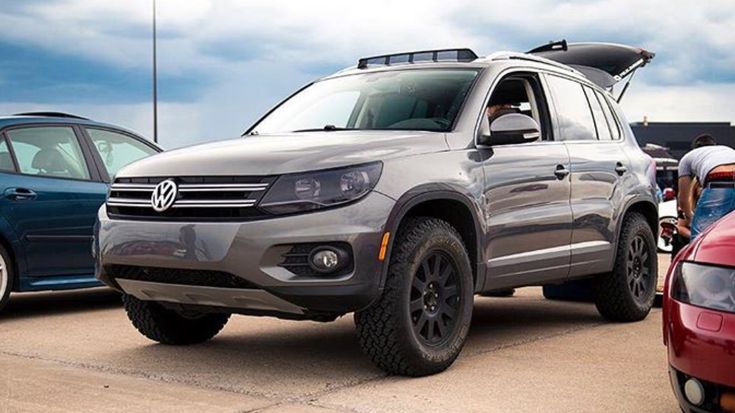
[412,276,426,292]
[432,254,442,279]
[410,298,424,313]
[444,285,458,299]
[435,320,446,338]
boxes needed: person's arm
[678,175,693,219]
[677,152,694,220]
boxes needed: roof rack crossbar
[13,112,88,120]
[357,48,478,69]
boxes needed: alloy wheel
[410,251,461,346]
[627,235,652,303]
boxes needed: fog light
[309,247,347,274]
[684,378,705,406]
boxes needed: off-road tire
[355,217,473,376]
[0,244,13,313]
[595,212,657,322]
[123,295,230,345]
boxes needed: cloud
[0,0,733,147]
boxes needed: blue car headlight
[672,262,735,313]
[259,162,382,215]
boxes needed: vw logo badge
[151,179,178,212]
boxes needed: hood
[692,211,735,268]
[116,130,447,178]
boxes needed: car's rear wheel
[595,212,657,321]
[355,217,473,376]
[122,295,230,345]
[0,245,13,313]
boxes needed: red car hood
[693,211,735,267]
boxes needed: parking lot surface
[0,256,677,413]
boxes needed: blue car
[0,112,161,311]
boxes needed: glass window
[546,76,597,141]
[583,86,612,140]
[6,127,90,179]
[87,128,158,177]
[0,137,14,172]
[596,90,621,140]
[251,69,479,134]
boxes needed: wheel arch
[616,198,659,249]
[380,187,484,291]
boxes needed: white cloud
[1,0,733,147]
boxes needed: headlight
[259,162,383,214]
[672,262,735,313]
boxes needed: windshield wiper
[293,125,351,132]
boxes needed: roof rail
[489,52,582,75]
[13,111,89,120]
[357,48,478,69]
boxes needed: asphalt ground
[0,255,677,413]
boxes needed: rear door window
[546,75,597,141]
[0,137,15,172]
[6,127,90,180]
[583,86,612,140]
[596,91,622,140]
[86,128,158,177]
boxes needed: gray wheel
[0,245,13,313]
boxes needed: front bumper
[96,192,395,317]
[665,299,735,411]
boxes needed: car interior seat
[31,148,72,178]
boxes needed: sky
[1,0,734,148]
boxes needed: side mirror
[478,113,541,146]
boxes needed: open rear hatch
[528,40,655,101]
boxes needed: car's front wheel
[0,245,13,313]
[595,212,657,321]
[122,295,230,345]
[355,217,474,376]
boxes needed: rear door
[544,74,629,277]
[0,125,107,278]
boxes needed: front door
[0,126,106,278]
[481,73,573,289]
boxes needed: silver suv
[96,41,658,376]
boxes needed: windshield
[250,69,479,134]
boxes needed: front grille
[106,265,257,289]
[278,242,353,277]
[107,176,276,221]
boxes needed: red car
[663,211,735,412]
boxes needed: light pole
[152,0,158,143]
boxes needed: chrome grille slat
[107,176,274,220]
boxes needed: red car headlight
[672,262,735,313]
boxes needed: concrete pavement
[0,256,677,413]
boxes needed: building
[631,121,735,160]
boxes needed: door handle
[4,187,37,201]
[615,162,627,176]
[554,165,570,180]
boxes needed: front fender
[377,186,485,292]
